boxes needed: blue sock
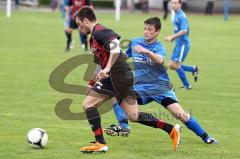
[181,64,195,72]
[185,116,207,138]
[113,103,129,129]
[176,68,190,87]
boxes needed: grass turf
[0,10,240,159]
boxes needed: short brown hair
[144,17,161,31]
[76,6,96,22]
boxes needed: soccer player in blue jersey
[165,0,198,89]
[104,17,218,144]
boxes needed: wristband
[88,80,95,87]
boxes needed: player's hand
[134,45,148,54]
[165,36,174,42]
[97,68,109,80]
[85,85,93,95]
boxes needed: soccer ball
[27,128,48,148]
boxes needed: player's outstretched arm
[165,30,188,42]
[134,45,164,64]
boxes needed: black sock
[65,31,72,49]
[137,112,173,134]
[82,35,88,51]
[85,107,106,144]
[84,41,88,51]
[201,132,209,140]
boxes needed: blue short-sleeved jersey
[126,37,173,97]
[173,9,190,44]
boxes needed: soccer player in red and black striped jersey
[75,6,181,153]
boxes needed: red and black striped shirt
[90,23,131,75]
[90,23,120,69]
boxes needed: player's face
[144,24,159,42]
[76,17,90,35]
[171,0,181,11]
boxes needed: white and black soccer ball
[27,128,48,148]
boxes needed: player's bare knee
[183,113,191,122]
[82,102,89,111]
[175,112,190,122]
[168,63,174,70]
[67,28,72,33]
[168,63,177,70]
[82,101,94,111]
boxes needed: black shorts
[70,19,78,29]
[92,71,136,103]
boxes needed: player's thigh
[180,43,190,62]
[170,43,190,63]
[162,90,183,115]
[64,20,70,30]
[64,14,71,29]
[82,90,109,110]
[170,45,181,62]
[69,19,78,30]
[152,90,178,106]
[120,98,139,122]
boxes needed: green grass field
[0,10,240,159]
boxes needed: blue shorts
[171,42,190,62]
[136,90,178,106]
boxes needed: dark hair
[176,0,182,4]
[76,6,96,22]
[171,0,182,3]
[144,17,161,31]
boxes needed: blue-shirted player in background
[104,17,218,145]
[165,0,198,89]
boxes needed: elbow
[181,30,188,35]
[159,60,164,65]
[158,57,165,65]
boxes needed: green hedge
[92,0,114,8]
[39,0,114,8]
[39,0,49,5]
